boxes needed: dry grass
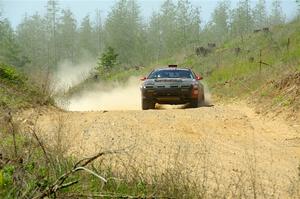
[1,109,300,198]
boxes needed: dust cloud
[65,78,212,111]
[67,77,141,111]
[203,82,212,106]
[53,59,96,92]
[54,59,212,111]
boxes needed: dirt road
[22,102,300,197]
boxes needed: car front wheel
[142,99,155,110]
[190,99,199,108]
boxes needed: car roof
[154,67,191,71]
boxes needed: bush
[0,63,54,109]
[97,47,118,76]
[0,63,23,83]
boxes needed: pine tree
[46,0,59,68]
[0,0,3,19]
[230,0,253,38]
[176,0,201,48]
[97,46,118,76]
[17,14,48,69]
[95,9,104,56]
[270,0,285,26]
[0,19,25,67]
[159,0,178,56]
[104,0,143,65]
[297,0,300,16]
[211,0,230,42]
[79,15,96,56]
[252,0,268,29]
[57,9,77,62]
[146,12,162,62]
[0,1,3,20]
[189,6,201,44]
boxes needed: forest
[1,1,300,198]
[0,0,293,75]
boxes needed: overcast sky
[1,0,298,28]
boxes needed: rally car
[140,65,205,110]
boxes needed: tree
[158,0,178,56]
[297,0,300,16]
[176,0,201,48]
[94,9,104,56]
[0,1,3,20]
[252,0,268,29]
[104,0,143,65]
[57,9,77,62]
[0,19,25,67]
[211,0,230,42]
[269,0,285,26]
[230,0,253,39]
[146,12,163,62]
[78,15,96,56]
[17,14,48,69]
[97,47,118,75]
[46,0,60,68]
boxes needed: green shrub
[97,47,118,76]
[0,63,22,83]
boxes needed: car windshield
[148,70,194,79]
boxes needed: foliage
[79,15,95,56]
[97,47,118,75]
[0,63,22,82]
[0,19,27,67]
[57,9,77,62]
[104,0,143,65]
[1,0,294,73]
[210,0,230,42]
[0,63,54,109]
[270,0,285,26]
[252,0,268,29]
[231,0,253,38]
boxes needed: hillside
[0,63,53,110]
[69,18,300,119]
[1,0,300,198]
[1,22,300,199]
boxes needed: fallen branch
[32,148,128,199]
[74,167,107,183]
[29,127,52,167]
[259,61,271,66]
[73,148,129,168]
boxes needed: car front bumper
[141,87,198,104]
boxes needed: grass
[1,19,300,199]
[175,19,300,112]
[0,63,54,110]
[69,18,300,108]
[1,112,300,198]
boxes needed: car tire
[142,99,155,110]
[190,99,199,108]
[198,93,205,107]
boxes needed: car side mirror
[140,76,147,81]
[196,75,203,80]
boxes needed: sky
[1,0,298,29]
